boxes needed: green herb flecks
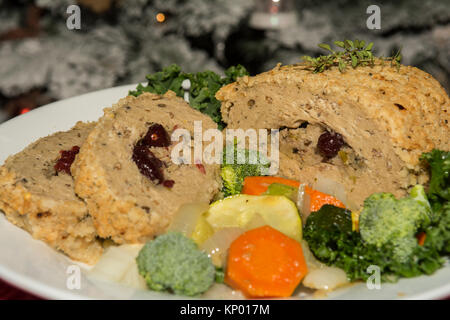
[302,40,402,73]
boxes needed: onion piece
[167,202,209,237]
[300,240,324,270]
[302,267,349,291]
[300,241,349,291]
[202,283,245,299]
[296,183,311,223]
[89,244,143,283]
[200,227,245,268]
[312,174,347,207]
[120,262,147,290]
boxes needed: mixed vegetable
[304,150,450,282]
[124,148,449,297]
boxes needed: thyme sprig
[302,40,402,73]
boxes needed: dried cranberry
[196,163,206,175]
[317,131,345,159]
[163,180,175,188]
[141,123,170,148]
[132,145,164,184]
[54,146,80,175]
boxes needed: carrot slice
[242,176,345,212]
[242,176,300,195]
[308,189,346,212]
[225,225,308,297]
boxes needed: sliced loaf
[0,121,102,264]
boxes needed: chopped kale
[130,64,249,129]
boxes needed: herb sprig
[302,39,402,73]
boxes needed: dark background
[0,0,449,122]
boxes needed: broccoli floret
[303,205,387,281]
[136,232,215,296]
[359,187,431,262]
[303,204,354,261]
[220,146,270,197]
[304,204,444,282]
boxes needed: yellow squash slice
[205,194,302,241]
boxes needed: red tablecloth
[0,278,40,300]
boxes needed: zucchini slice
[206,194,302,241]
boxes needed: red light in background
[20,108,31,114]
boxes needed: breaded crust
[72,92,221,244]
[0,122,102,264]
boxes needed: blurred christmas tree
[0,0,448,121]
[0,0,254,119]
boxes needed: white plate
[0,85,449,300]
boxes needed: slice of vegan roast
[0,121,103,264]
[216,61,449,207]
[72,91,221,244]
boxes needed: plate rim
[0,84,449,300]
